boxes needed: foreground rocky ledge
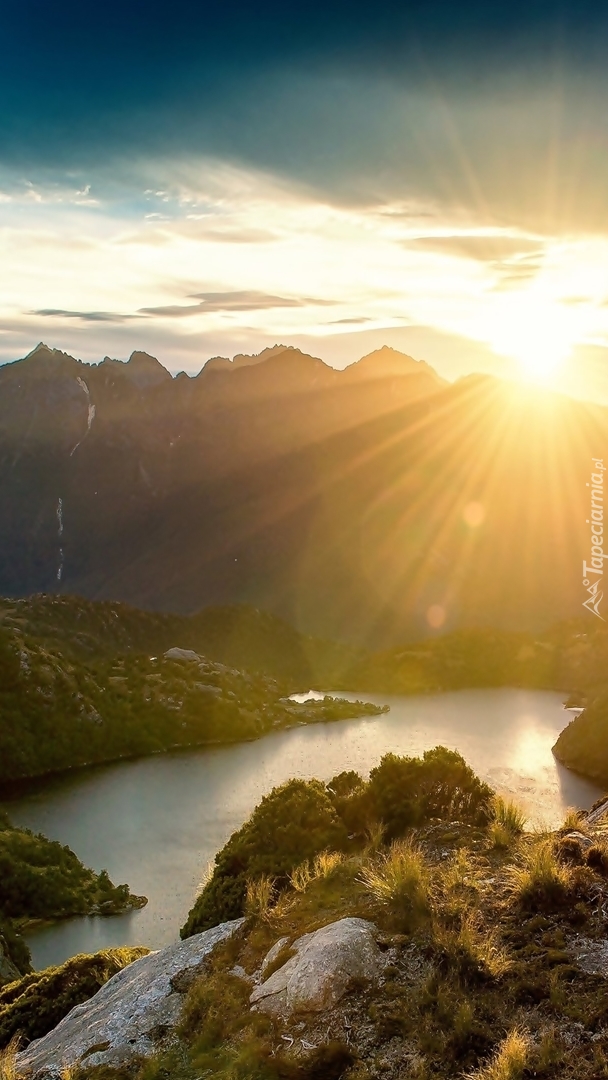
[17,920,244,1077]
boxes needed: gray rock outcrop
[250,917,383,1016]
[164,647,201,662]
[17,919,244,1078]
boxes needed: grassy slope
[60,801,608,1080]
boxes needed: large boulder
[250,917,383,1017]
[17,919,244,1077]
[164,648,200,662]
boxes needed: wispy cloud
[33,309,135,322]
[140,290,337,317]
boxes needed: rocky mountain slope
[1,341,604,644]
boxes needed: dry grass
[561,807,591,835]
[312,850,344,878]
[244,875,276,920]
[363,820,385,855]
[289,851,344,893]
[358,839,431,928]
[466,1029,531,1079]
[506,838,573,910]
[0,1035,21,1080]
[434,911,512,982]
[288,861,313,894]
[489,798,526,849]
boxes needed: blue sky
[2,0,608,397]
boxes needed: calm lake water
[2,688,601,970]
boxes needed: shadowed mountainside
[0,341,605,645]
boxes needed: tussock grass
[506,839,573,911]
[434,911,511,982]
[489,797,526,849]
[493,797,527,834]
[289,851,344,893]
[585,840,608,875]
[312,850,344,878]
[489,822,515,850]
[289,861,314,894]
[0,1035,20,1080]
[358,840,431,928]
[244,876,276,920]
[561,807,590,834]
[363,820,385,855]
[466,1029,530,1080]
[437,847,479,923]
[440,847,476,894]
[490,799,529,846]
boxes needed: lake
[2,688,600,970]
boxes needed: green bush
[0,947,147,1049]
[368,747,493,840]
[181,779,347,936]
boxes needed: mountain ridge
[0,341,604,644]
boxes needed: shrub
[358,840,431,929]
[181,780,347,936]
[368,747,493,840]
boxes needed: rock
[562,831,594,850]
[250,917,383,1017]
[0,937,20,986]
[17,919,244,1077]
[259,936,290,979]
[164,647,201,662]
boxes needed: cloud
[32,309,135,322]
[139,291,337,318]
[330,317,374,325]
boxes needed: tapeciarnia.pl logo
[582,457,606,619]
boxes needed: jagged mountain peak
[97,351,171,389]
[126,351,171,387]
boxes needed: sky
[2,0,608,399]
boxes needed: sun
[489,297,575,386]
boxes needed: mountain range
[0,341,605,645]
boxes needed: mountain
[0,341,604,644]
